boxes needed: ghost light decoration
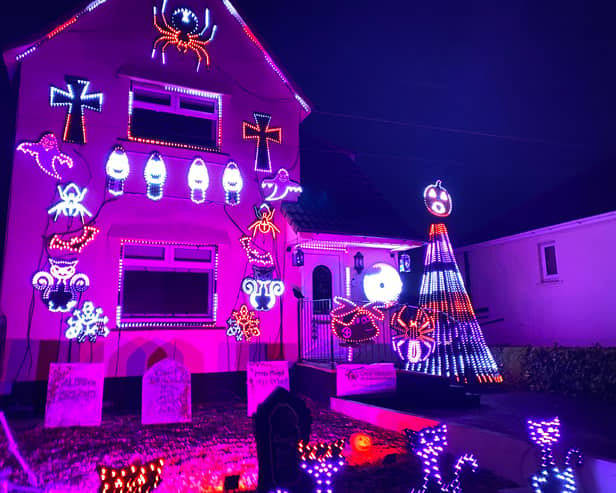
[144,151,166,201]
[16,132,74,180]
[187,157,210,204]
[261,168,302,202]
[32,258,90,312]
[424,180,452,217]
[105,145,130,196]
[362,263,402,303]
[222,161,243,205]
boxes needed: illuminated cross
[50,76,103,144]
[242,112,281,173]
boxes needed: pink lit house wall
[0,0,309,390]
[457,211,616,347]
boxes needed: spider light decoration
[226,304,261,342]
[330,297,385,361]
[48,183,92,221]
[527,417,582,493]
[152,1,218,71]
[298,439,345,493]
[248,203,281,239]
[32,258,90,312]
[405,424,478,493]
[391,305,435,368]
[98,458,164,493]
[65,301,109,343]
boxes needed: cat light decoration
[527,417,582,493]
[106,145,130,196]
[222,161,243,205]
[405,424,478,493]
[144,151,167,201]
[32,258,90,312]
[65,301,109,343]
[187,158,209,204]
[299,439,345,493]
[241,266,284,312]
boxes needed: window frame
[117,240,219,329]
[127,79,223,152]
[539,241,559,282]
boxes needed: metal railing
[297,298,396,368]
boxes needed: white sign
[336,363,397,396]
[142,359,192,425]
[44,363,104,428]
[247,361,290,416]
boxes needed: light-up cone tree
[408,181,502,383]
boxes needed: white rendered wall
[457,212,616,347]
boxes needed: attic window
[128,81,222,152]
[539,242,559,282]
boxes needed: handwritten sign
[142,359,191,425]
[44,363,104,428]
[247,361,290,416]
[336,363,396,396]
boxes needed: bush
[490,345,616,401]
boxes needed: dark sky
[2,0,616,245]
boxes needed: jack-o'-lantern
[350,432,373,453]
[423,180,452,217]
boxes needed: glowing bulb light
[106,145,130,196]
[187,158,209,204]
[222,161,243,205]
[144,152,167,201]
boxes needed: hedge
[489,345,616,401]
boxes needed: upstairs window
[539,242,559,282]
[118,240,218,328]
[128,81,222,151]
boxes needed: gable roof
[2,0,310,115]
[282,137,423,241]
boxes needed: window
[539,242,559,282]
[118,241,218,328]
[128,81,222,151]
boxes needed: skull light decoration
[423,180,452,217]
[105,145,130,196]
[222,161,243,205]
[144,151,167,201]
[187,157,210,204]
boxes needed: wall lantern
[398,251,411,273]
[354,252,364,274]
[292,248,304,267]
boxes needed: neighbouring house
[456,210,616,347]
[0,0,423,396]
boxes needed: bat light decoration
[261,168,302,202]
[48,225,100,254]
[16,132,74,180]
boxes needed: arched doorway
[312,265,332,314]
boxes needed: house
[0,0,422,397]
[456,210,616,347]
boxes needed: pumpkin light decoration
[423,180,452,217]
[350,432,373,454]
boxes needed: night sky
[2,0,615,245]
